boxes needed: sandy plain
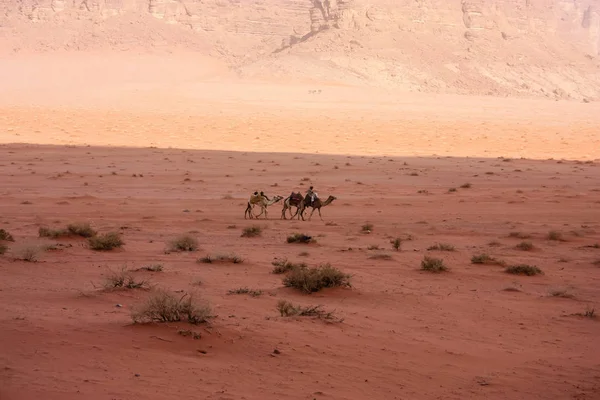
[1,54,600,400]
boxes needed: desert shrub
[167,235,198,252]
[460,183,472,189]
[282,264,351,293]
[178,330,201,339]
[509,232,531,239]
[286,233,314,244]
[276,300,340,321]
[583,307,596,319]
[427,243,455,251]
[227,287,262,297]
[103,267,149,290]
[241,226,262,238]
[421,256,448,273]
[361,223,373,233]
[547,231,565,241]
[448,187,457,193]
[367,244,380,250]
[138,264,163,272]
[89,232,123,251]
[471,254,505,266]
[14,244,41,262]
[131,289,212,325]
[0,229,15,241]
[38,227,69,238]
[0,243,6,254]
[271,259,306,274]
[549,289,574,298]
[516,241,534,251]
[67,222,97,238]
[391,237,402,251]
[505,264,543,276]
[198,253,243,264]
[368,253,393,260]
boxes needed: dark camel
[297,194,337,221]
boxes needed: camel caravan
[244,186,336,221]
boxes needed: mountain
[1,0,599,100]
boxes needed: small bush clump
[427,243,455,251]
[198,253,243,264]
[132,289,212,325]
[509,232,531,239]
[287,233,314,244]
[276,300,341,322]
[103,267,149,290]
[460,183,472,189]
[39,227,69,238]
[167,235,198,252]
[516,241,534,251]
[368,253,393,260]
[547,231,566,241]
[471,254,505,266]
[241,226,262,238]
[14,245,41,262]
[89,232,123,251]
[505,264,543,276]
[361,223,373,233]
[0,229,15,242]
[0,243,7,255]
[283,264,351,293]
[390,237,402,251]
[67,222,97,238]
[137,264,163,272]
[227,287,263,297]
[421,256,448,273]
[271,259,307,274]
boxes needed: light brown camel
[244,194,283,219]
[297,194,337,221]
[281,192,304,220]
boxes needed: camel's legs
[309,208,316,221]
[318,208,323,221]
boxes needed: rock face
[1,0,599,99]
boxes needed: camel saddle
[289,192,303,204]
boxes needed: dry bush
[547,230,566,241]
[89,232,123,251]
[390,237,402,251]
[227,287,262,297]
[276,300,341,322]
[549,288,574,299]
[198,253,243,264]
[0,229,15,242]
[460,183,472,189]
[448,187,457,193]
[0,243,7,255]
[271,259,307,274]
[515,241,534,251]
[131,289,212,325]
[367,244,380,250]
[167,235,198,252]
[103,267,149,290]
[505,264,543,276]
[286,233,314,244]
[361,223,373,233]
[13,244,41,262]
[39,227,69,238]
[421,256,448,273]
[241,226,262,238]
[282,264,351,294]
[368,253,393,261]
[471,254,505,266]
[137,264,163,272]
[67,222,97,238]
[427,243,455,251]
[509,232,531,239]
[178,329,201,339]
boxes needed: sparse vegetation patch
[471,254,505,266]
[390,237,402,251]
[505,264,543,276]
[67,222,97,238]
[368,253,393,260]
[421,256,448,273]
[509,232,531,239]
[103,267,149,290]
[276,300,341,322]
[287,233,314,244]
[167,235,198,252]
[198,253,243,264]
[132,289,212,325]
[0,243,7,255]
[282,264,351,293]
[271,259,307,274]
[89,232,123,251]
[361,223,373,233]
[427,243,455,251]
[137,264,163,272]
[241,225,262,238]
[547,230,566,241]
[0,229,15,242]
[227,287,262,297]
[515,241,534,251]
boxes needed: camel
[297,194,337,221]
[281,192,304,220]
[244,193,283,219]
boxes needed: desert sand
[2,1,600,399]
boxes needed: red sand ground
[1,83,600,399]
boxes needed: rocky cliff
[1,0,599,100]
